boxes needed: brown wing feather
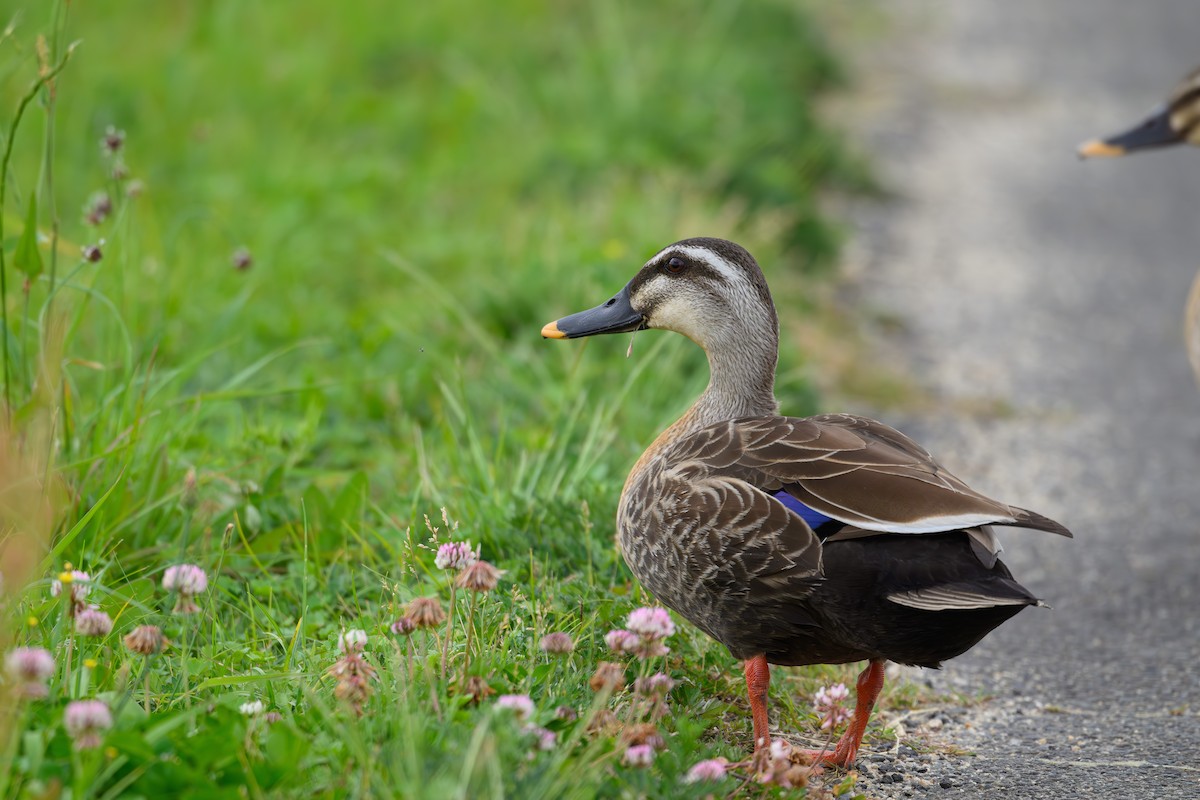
[618,430,826,643]
[686,414,1072,537]
[680,473,823,600]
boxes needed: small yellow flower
[26,616,38,627]
[64,561,74,570]
[84,658,98,669]
[104,746,117,759]
[58,571,74,584]
[601,239,626,260]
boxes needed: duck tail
[1007,507,1073,538]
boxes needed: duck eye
[664,257,687,274]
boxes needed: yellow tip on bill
[541,321,567,339]
[1077,139,1127,159]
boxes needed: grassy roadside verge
[0,1,877,796]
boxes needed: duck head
[542,237,782,422]
[1078,67,1200,157]
[541,237,779,352]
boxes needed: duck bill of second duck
[541,238,1071,767]
[1078,103,1183,157]
[1077,66,1200,158]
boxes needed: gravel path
[840,2,1200,797]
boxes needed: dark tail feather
[1007,507,1073,538]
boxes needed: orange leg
[800,659,887,767]
[743,654,771,750]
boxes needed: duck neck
[680,331,780,432]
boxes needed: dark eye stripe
[688,264,724,283]
[656,253,725,283]
[631,245,749,297]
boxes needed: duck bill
[542,284,646,339]
[1078,105,1182,158]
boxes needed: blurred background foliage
[0,0,867,567]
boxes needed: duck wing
[701,413,1072,538]
[671,471,825,604]
[632,427,828,611]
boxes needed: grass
[0,0,883,796]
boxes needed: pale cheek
[649,298,708,345]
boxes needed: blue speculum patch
[772,489,836,530]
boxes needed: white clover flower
[813,682,852,729]
[684,758,728,783]
[338,629,368,654]
[64,699,112,750]
[5,647,54,698]
[162,564,207,595]
[539,632,574,654]
[623,743,655,767]
[434,541,477,571]
[495,694,534,722]
[162,564,208,614]
[75,607,114,637]
[626,607,675,639]
[604,629,639,653]
[240,700,266,716]
[51,570,91,604]
[528,726,557,751]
